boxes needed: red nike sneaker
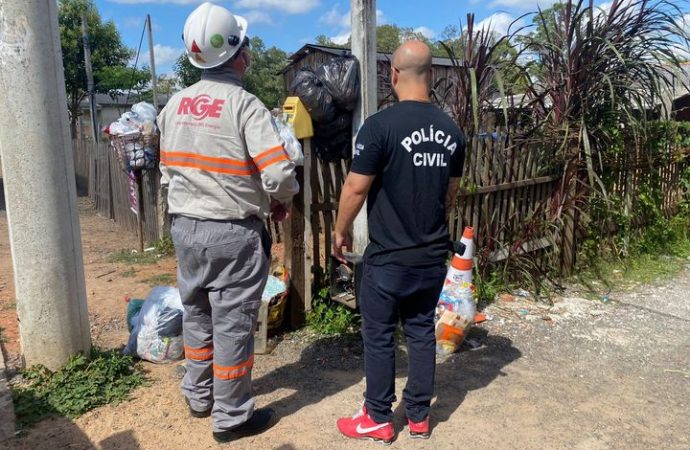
[408,417,430,439]
[337,405,395,445]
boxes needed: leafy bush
[307,288,361,336]
[11,349,146,427]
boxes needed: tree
[173,53,202,88]
[173,37,289,109]
[59,0,135,137]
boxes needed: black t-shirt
[350,101,466,267]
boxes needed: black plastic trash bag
[313,129,352,162]
[314,111,352,139]
[289,68,336,123]
[316,57,360,111]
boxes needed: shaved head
[392,40,433,77]
[390,40,433,102]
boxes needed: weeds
[143,273,176,287]
[11,349,146,428]
[307,287,361,336]
[0,326,6,344]
[121,268,137,278]
[107,236,175,265]
[107,249,160,265]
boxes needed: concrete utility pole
[0,0,91,370]
[351,0,377,255]
[81,10,98,143]
[146,14,158,112]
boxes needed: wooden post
[287,139,313,327]
[350,0,377,255]
[136,171,145,253]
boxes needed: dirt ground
[1,197,689,450]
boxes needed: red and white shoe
[337,406,395,445]
[408,417,430,439]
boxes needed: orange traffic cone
[445,227,474,285]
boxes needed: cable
[123,18,147,108]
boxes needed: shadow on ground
[255,327,521,427]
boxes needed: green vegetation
[11,349,146,427]
[107,249,161,265]
[153,236,176,257]
[307,287,361,336]
[143,273,176,287]
[108,237,176,265]
[121,268,137,278]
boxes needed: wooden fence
[283,130,689,321]
[72,139,284,246]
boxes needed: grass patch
[143,273,176,287]
[0,326,6,343]
[575,215,690,295]
[11,349,146,428]
[107,249,161,265]
[121,268,137,278]
[107,237,176,266]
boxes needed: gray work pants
[171,215,270,432]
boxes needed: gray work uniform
[158,67,298,432]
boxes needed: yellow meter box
[282,97,313,139]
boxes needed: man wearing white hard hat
[158,2,298,443]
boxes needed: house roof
[280,43,457,74]
[79,93,171,108]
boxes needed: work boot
[407,417,430,439]
[212,408,278,443]
[336,405,395,445]
[185,397,211,419]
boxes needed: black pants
[360,263,446,424]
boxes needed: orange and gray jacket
[158,70,298,221]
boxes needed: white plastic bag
[273,115,304,166]
[132,102,158,123]
[124,286,185,363]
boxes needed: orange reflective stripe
[185,345,214,361]
[254,145,285,161]
[213,355,254,380]
[256,153,289,171]
[161,150,253,168]
[161,158,258,176]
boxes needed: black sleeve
[350,119,384,176]
[450,130,466,178]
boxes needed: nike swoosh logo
[356,423,389,434]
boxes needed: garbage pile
[289,56,359,161]
[124,286,184,364]
[105,102,159,171]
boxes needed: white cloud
[320,5,350,29]
[142,44,185,67]
[242,10,274,25]
[474,12,525,36]
[331,32,351,46]
[414,26,436,39]
[235,0,320,14]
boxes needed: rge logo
[177,95,225,120]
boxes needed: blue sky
[93,0,689,75]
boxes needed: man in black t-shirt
[333,41,466,444]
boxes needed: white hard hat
[183,2,248,69]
